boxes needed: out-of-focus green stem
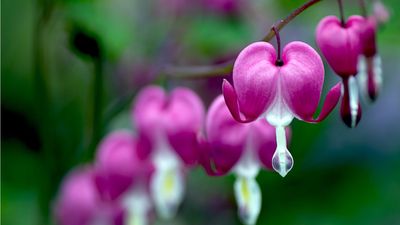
[359,0,367,17]
[86,57,104,161]
[34,1,55,224]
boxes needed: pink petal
[231,42,278,120]
[132,86,166,159]
[132,86,205,166]
[222,79,255,122]
[359,17,378,57]
[202,95,249,175]
[302,82,342,123]
[165,88,205,166]
[94,131,153,202]
[55,166,99,225]
[279,41,324,120]
[316,15,364,77]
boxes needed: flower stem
[165,0,322,79]
[262,0,322,42]
[272,26,283,66]
[338,0,346,26]
[359,0,367,17]
[86,57,104,160]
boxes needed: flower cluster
[55,1,389,225]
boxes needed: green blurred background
[2,0,400,224]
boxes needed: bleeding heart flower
[94,130,154,225]
[357,17,382,102]
[199,95,289,225]
[132,85,205,219]
[316,15,364,127]
[222,41,341,177]
[55,166,124,225]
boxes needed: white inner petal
[373,55,383,89]
[151,139,184,220]
[234,136,260,179]
[123,188,151,225]
[357,55,368,99]
[271,126,293,177]
[265,94,294,127]
[348,76,359,128]
[234,176,262,225]
[264,93,294,177]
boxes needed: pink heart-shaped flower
[316,15,364,77]
[132,86,205,166]
[223,41,339,123]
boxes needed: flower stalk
[165,0,323,79]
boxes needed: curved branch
[166,0,322,79]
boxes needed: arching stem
[338,0,346,26]
[164,0,323,79]
[272,26,283,66]
[359,0,367,17]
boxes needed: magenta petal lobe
[316,16,364,77]
[279,41,325,121]
[232,42,278,120]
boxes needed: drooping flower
[316,15,365,127]
[357,16,382,102]
[222,41,341,177]
[94,130,154,225]
[55,166,124,225]
[199,95,289,225]
[132,85,205,219]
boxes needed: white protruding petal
[348,76,359,128]
[123,189,151,225]
[271,126,293,177]
[357,55,368,100]
[234,137,260,179]
[234,176,262,225]
[373,55,383,90]
[151,144,184,220]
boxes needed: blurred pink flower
[55,166,123,225]
[199,95,289,225]
[357,17,382,102]
[132,85,205,219]
[132,85,205,166]
[94,130,154,202]
[94,130,154,225]
[200,95,288,175]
